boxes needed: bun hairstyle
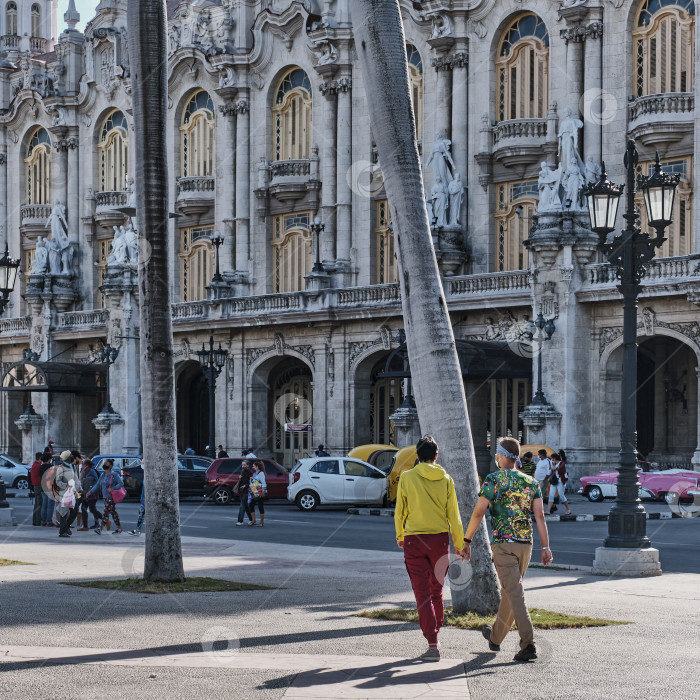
[558,448,567,463]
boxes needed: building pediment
[250,2,311,73]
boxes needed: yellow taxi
[347,444,399,473]
[386,445,419,503]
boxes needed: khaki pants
[491,542,534,650]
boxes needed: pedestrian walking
[78,460,103,530]
[235,461,253,526]
[90,459,125,535]
[55,451,82,538]
[184,446,195,455]
[519,451,536,478]
[44,439,54,456]
[545,452,571,515]
[463,437,552,662]
[128,464,146,536]
[315,444,329,457]
[533,449,553,506]
[245,449,257,459]
[217,445,228,458]
[248,461,266,527]
[30,452,43,526]
[394,435,465,662]
[38,453,55,526]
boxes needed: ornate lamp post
[583,142,678,564]
[524,313,556,406]
[211,230,224,283]
[0,243,20,316]
[20,349,40,417]
[197,335,228,458]
[311,218,325,273]
[98,344,120,414]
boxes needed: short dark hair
[70,450,81,462]
[538,449,548,457]
[550,452,560,460]
[498,437,521,459]
[416,435,438,461]
[103,459,114,469]
[523,451,533,460]
[82,458,93,468]
[41,452,51,463]
[35,452,43,460]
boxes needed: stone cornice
[431,51,468,72]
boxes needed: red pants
[403,533,450,645]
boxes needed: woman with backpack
[78,459,103,531]
[89,459,126,534]
[248,461,267,527]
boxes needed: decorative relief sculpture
[426,131,464,228]
[31,238,49,274]
[45,201,73,275]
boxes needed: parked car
[204,458,289,505]
[579,468,700,504]
[92,455,143,498]
[386,446,419,503]
[288,456,387,511]
[0,455,30,490]
[347,444,399,474]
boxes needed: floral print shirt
[479,469,542,544]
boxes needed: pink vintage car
[579,469,700,504]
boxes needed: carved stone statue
[538,162,563,213]
[430,177,448,227]
[108,225,128,266]
[124,224,139,266]
[585,156,602,184]
[426,130,456,188]
[126,174,138,231]
[448,172,464,226]
[558,108,585,175]
[47,200,69,247]
[48,238,61,274]
[425,190,434,224]
[32,237,48,274]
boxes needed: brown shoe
[77,527,90,532]
[106,521,111,531]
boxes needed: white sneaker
[420,647,440,662]
[235,522,244,527]
[127,530,141,536]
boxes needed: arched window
[375,200,397,284]
[494,180,537,271]
[273,68,312,161]
[6,2,17,35]
[25,127,51,205]
[406,43,423,139]
[31,4,40,37]
[180,91,214,178]
[496,13,549,122]
[634,1,694,97]
[636,157,692,257]
[272,212,312,293]
[180,226,214,302]
[98,110,128,192]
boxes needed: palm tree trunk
[127,0,185,582]
[350,0,499,614]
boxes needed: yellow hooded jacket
[394,462,464,549]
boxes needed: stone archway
[175,360,208,455]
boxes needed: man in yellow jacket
[394,434,465,661]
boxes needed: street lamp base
[592,546,662,577]
[0,506,16,526]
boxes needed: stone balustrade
[585,257,696,286]
[1,35,20,50]
[176,176,216,194]
[628,93,694,122]
[20,204,52,226]
[226,293,303,314]
[269,159,312,178]
[0,316,31,336]
[336,284,401,306]
[30,37,48,53]
[492,118,548,145]
[57,309,109,330]
[172,302,207,320]
[95,191,128,208]
[447,270,531,295]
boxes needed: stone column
[431,54,452,142]
[560,18,587,116]
[66,134,79,245]
[335,76,352,269]
[450,50,469,229]
[583,19,603,164]
[52,135,69,211]
[0,149,6,249]
[216,99,236,272]
[319,81,338,262]
[234,95,250,281]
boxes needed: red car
[204,458,289,505]
[579,468,700,504]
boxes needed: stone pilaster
[335,75,352,279]
[583,15,604,164]
[216,92,237,274]
[234,94,250,285]
[319,80,338,263]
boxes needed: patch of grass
[357,606,630,630]
[0,558,34,566]
[529,563,577,571]
[63,576,276,594]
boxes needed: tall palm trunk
[127,0,185,582]
[350,0,499,614]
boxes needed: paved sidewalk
[1,525,699,699]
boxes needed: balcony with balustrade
[492,119,549,168]
[1,35,20,51]
[94,191,129,227]
[30,37,48,54]
[175,176,215,216]
[257,151,321,215]
[628,93,694,148]
[20,204,52,235]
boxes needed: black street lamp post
[20,349,40,417]
[211,230,224,283]
[98,344,120,414]
[583,141,679,550]
[311,218,325,273]
[197,335,228,458]
[524,313,556,406]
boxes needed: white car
[0,455,31,490]
[288,457,387,511]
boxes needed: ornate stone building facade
[0,0,699,483]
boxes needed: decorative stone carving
[537,162,563,212]
[642,307,657,336]
[46,201,73,275]
[599,317,700,356]
[108,226,128,266]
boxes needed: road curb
[347,508,684,520]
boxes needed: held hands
[541,548,554,566]
[397,540,404,549]
[455,544,470,562]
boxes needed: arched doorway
[176,360,209,454]
[267,359,313,467]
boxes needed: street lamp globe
[582,163,624,239]
[213,342,228,370]
[639,153,680,234]
[197,344,208,368]
[0,243,20,315]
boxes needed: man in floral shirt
[463,437,552,662]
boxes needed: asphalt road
[5,494,700,573]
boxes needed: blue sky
[57,1,98,32]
